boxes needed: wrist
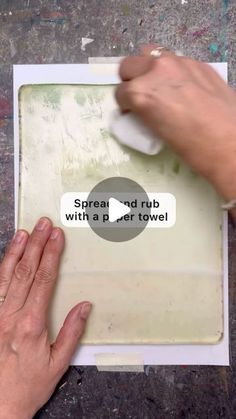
[208,153,236,199]
[205,122,236,197]
[0,407,32,419]
[208,153,236,220]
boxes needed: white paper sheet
[14,63,229,366]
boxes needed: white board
[14,63,229,366]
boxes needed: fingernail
[80,303,92,320]
[13,230,26,244]
[35,217,50,231]
[50,228,60,240]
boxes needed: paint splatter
[221,0,229,61]
[209,42,219,55]
[44,87,61,109]
[179,24,188,34]
[0,120,7,128]
[81,37,94,51]
[41,12,67,25]
[192,27,209,39]
[129,41,134,49]
[0,98,11,119]
[121,4,131,16]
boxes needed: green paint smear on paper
[173,161,180,174]
[86,87,105,103]
[44,87,61,109]
[75,91,87,106]
[100,128,112,141]
[25,85,62,110]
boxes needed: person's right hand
[116,47,236,201]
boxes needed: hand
[0,218,91,419]
[116,46,236,201]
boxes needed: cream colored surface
[95,353,144,372]
[19,84,223,344]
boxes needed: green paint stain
[28,85,61,109]
[27,106,34,115]
[209,42,219,55]
[42,115,51,122]
[84,161,102,178]
[21,85,62,111]
[75,91,86,106]
[223,0,229,8]
[172,161,180,174]
[44,87,61,109]
[100,128,111,141]
[190,169,198,178]
[121,4,131,15]
[84,87,105,105]
[90,87,104,101]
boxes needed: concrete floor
[0,1,236,418]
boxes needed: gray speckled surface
[0,1,236,418]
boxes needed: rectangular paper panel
[18,83,224,345]
[14,63,229,365]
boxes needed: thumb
[51,301,92,373]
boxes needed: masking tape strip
[88,52,184,65]
[88,56,125,64]
[87,63,119,77]
[88,53,184,75]
[88,57,124,76]
[95,353,144,372]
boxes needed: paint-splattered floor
[0,1,236,418]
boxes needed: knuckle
[30,236,44,249]
[119,57,132,77]
[128,78,142,92]
[200,61,212,73]
[131,93,150,111]
[14,261,31,282]
[115,84,124,106]
[185,57,206,72]
[35,267,56,285]
[5,246,19,258]
[182,56,194,65]
[18,314,34,336]
[0,270,10,287]
[119,57,128,71]
[0,317,11,336]
[155,55,177,72]
[127,81,151,111]
[18,312,42,337]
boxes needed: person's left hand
[0,217,91,419]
